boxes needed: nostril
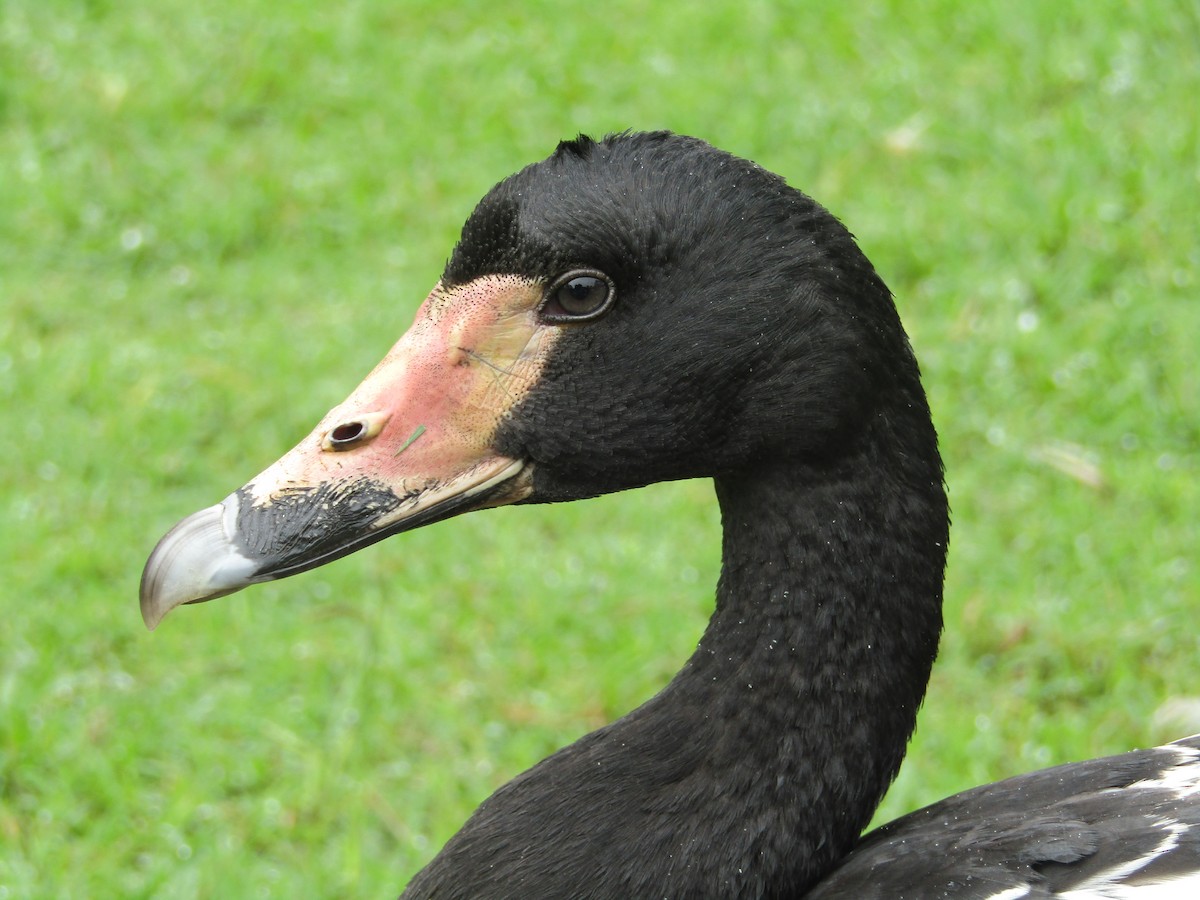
[321,411,391,452]
[330,421,366,445]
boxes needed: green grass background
[2,0,1198,895]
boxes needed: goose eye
[541,271,614,322]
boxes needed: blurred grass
[2,0,1198,895]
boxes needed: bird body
[141,132,1200,897]
[812,736,1200,899]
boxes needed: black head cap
[447,132,802,286]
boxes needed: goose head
[141,131,939,634]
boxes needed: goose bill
[140,275,556,630]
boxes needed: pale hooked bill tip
[139,493,257,631]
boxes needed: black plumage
[143,131,1200,898]
[406,133,1200,898]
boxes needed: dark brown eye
[541,270,614,322]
